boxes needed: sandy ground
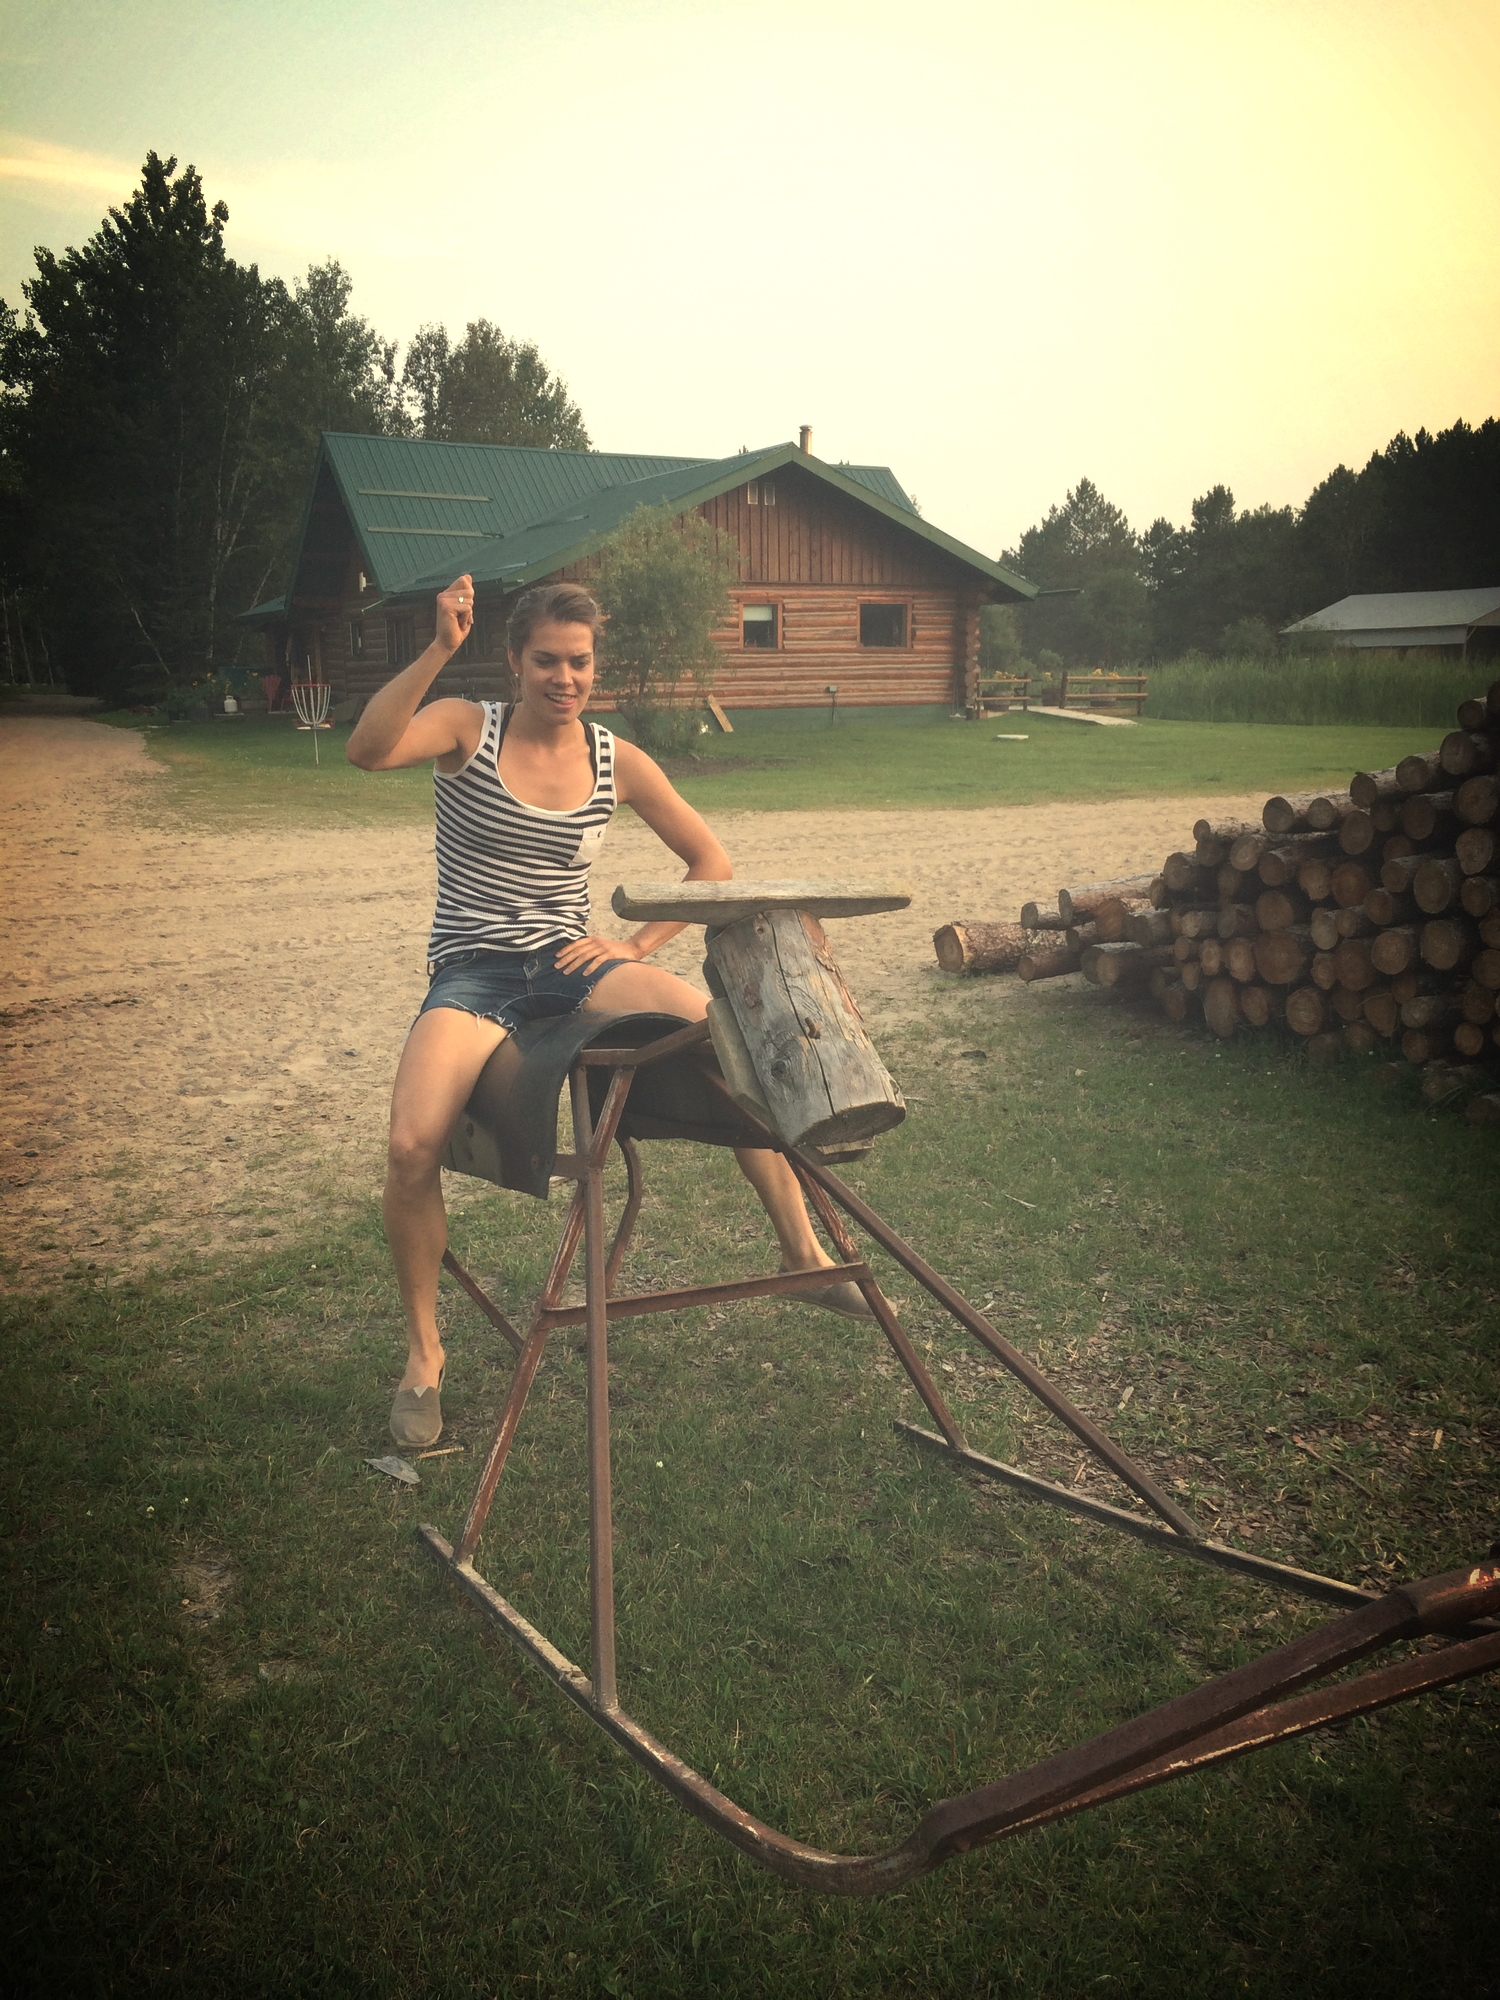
[0,716,1264,1291]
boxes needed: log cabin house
[239,430,1035,717]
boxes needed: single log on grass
[1343,1022,1380,1055]
[1203,973,1242,1038]
[1460,876,1500,918]
[1396,749,1444,794]
[1017,946,1081,982]
[1253,926,1313,985]
[1412,856,1464,914]
[1440,729,1497,778]
[1125,907,1175,946]
[1363,989,1399,1038]
[1225,936,1258,982]
[1082,942,1175,987]
[1457,826,1497,875]
[1239,983,1284,1028]
[1285,985,1327,1036]
[1421,919,1478,973]
[1371,925,1419,975]
[1331,860,1378,908]
[1365,886,1417,926]
[1218,902,1258,940]
[933,922,1032,975]
[1455,773,1500,826]
[1198,938,1224,976]
[1018,903,1068,930]
[1057,875,1158,924]
[1255,887,1309,932]
[1332,938,1376,990]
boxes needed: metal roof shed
[1282,587,1500,650]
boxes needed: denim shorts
[418,944,632,1034]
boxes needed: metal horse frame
[418,1016,1500,1895]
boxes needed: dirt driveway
[0,716,1262,1290]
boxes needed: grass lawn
[101,710,1437,829]
[7,984,1496,1997]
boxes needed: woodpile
[933,678,1500,1116]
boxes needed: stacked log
[935,677,1500,1109]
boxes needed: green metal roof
[240,434,1034,622]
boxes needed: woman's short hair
[506,583,605,658]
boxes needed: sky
[2,0,1496,559]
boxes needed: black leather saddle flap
[448,1010,759,1200]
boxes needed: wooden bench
[1060,670,1147,716]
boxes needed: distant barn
[1282,587,1500,656]
[239,432,1035,717]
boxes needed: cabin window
[859,602,908,648]
[747,482,758,505]
[761,481,776,506]
[348,619,366,661]
[742,603,778,649]
[387,616,416,667]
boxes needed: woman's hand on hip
[554,934,644,975]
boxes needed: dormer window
[745,481,776,507]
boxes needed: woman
[347,574,865,1449]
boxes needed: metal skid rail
[420,1018,1500,1894]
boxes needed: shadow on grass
[5,990,1497,1996]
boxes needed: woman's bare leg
[385,1007,509,1389]
[585,962,835,1272]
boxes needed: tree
[1001,477,1147,665]
[589,504,735,753]
[402,319,589,450]
[0,156,409,700]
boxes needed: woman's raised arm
[346,576,481,770]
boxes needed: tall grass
[1145,649,1483,728]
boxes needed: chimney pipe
[798,425,812,455]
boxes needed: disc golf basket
[417,880,1500,1894]
[290,677,333,762]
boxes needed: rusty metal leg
[792,1148,1203,1539]
[605,1134,644,1295]
[456,1315,554,1563]
[793,1159,967,1451]
[441,1247,524,1356]
[573,1065,620,1710]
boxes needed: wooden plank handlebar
[611,880,911,924]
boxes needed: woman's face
[509,619,597,727]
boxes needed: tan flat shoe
[390,1367,444,1448]
[794,1280,876,1320]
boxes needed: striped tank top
[427,701,617,965]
